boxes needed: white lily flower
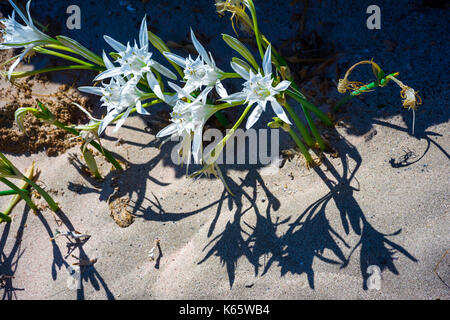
[71,102,102,147]
[95,16,176,99]
[79,78,148,135]
[0,0,53,79]
[220,45,292,129]
[156,84,220,165]
[164,29,224,93]
[79,51,154,134]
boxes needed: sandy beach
[0,0,449,300]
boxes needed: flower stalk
[16,100,124,172]
[268,117,313,164]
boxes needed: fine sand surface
[1,0,449,299]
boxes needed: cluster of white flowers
[1,0,293,168]
[156,35,291,165]
[78,16,178,134]
[0,0,54,79]
[77,18,292,165]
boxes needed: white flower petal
[163,52,186,68]
[221,91,247,103]
[113,107,131,132]
[135,100,149,115]
[151,61,177,80]
[198,86,213,105]
[147,71,164,100]
[72,102,99,121]
[167,81,194,100]
[25,0,33,26]
[177,133,192,167]
[98,111,117,135]
[215,80,228,99]
[78,86,103,96]
[156,123,177,138]
[8,0,29,25]
[139,15,148,49]
[190,28,212,66]
[192,126,203,164]
[7,54,22,80]
[245,105,263,129]
[163,93,178,106]
[230,61,250,80]
[94,67,124,81]
[274,80,291,92]
[263,45,272,76]
[270,100,291,124]
[104,35,126,52]
[102,50,115,70]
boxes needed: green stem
[0,177,37,213]
[51,120,124,172]
[287,128,313,164]
[283,101,315,147]
[225,104,253,138]
[287,89,332,127]
[0,53,21,68]
[334,72,399,111]
[0,189,30,196]
[303,107,326,150]
[210,104,253,160]
[215,100,245,111]
[246,0,265,59]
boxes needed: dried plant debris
[108,195,135,228]
[71,254,98,267]
[49,229,91,241]
[148,238,161,261]
[0,274,15,288]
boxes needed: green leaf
[147,31,184,77]
[231,57,254,73]
[82,147,102,180]
[222,34,259,71]
[147,30,170,55]
[56,36,104,66]
[0,211,12,223]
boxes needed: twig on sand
[434,250,449,289]
[49,229,91,241]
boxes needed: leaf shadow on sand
[0,204,115,300]
[196,132,419,289]
[48,209,115,300]
[0,206,28,300]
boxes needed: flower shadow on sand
[197,133,418,289]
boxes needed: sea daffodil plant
[1,0,420,195]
